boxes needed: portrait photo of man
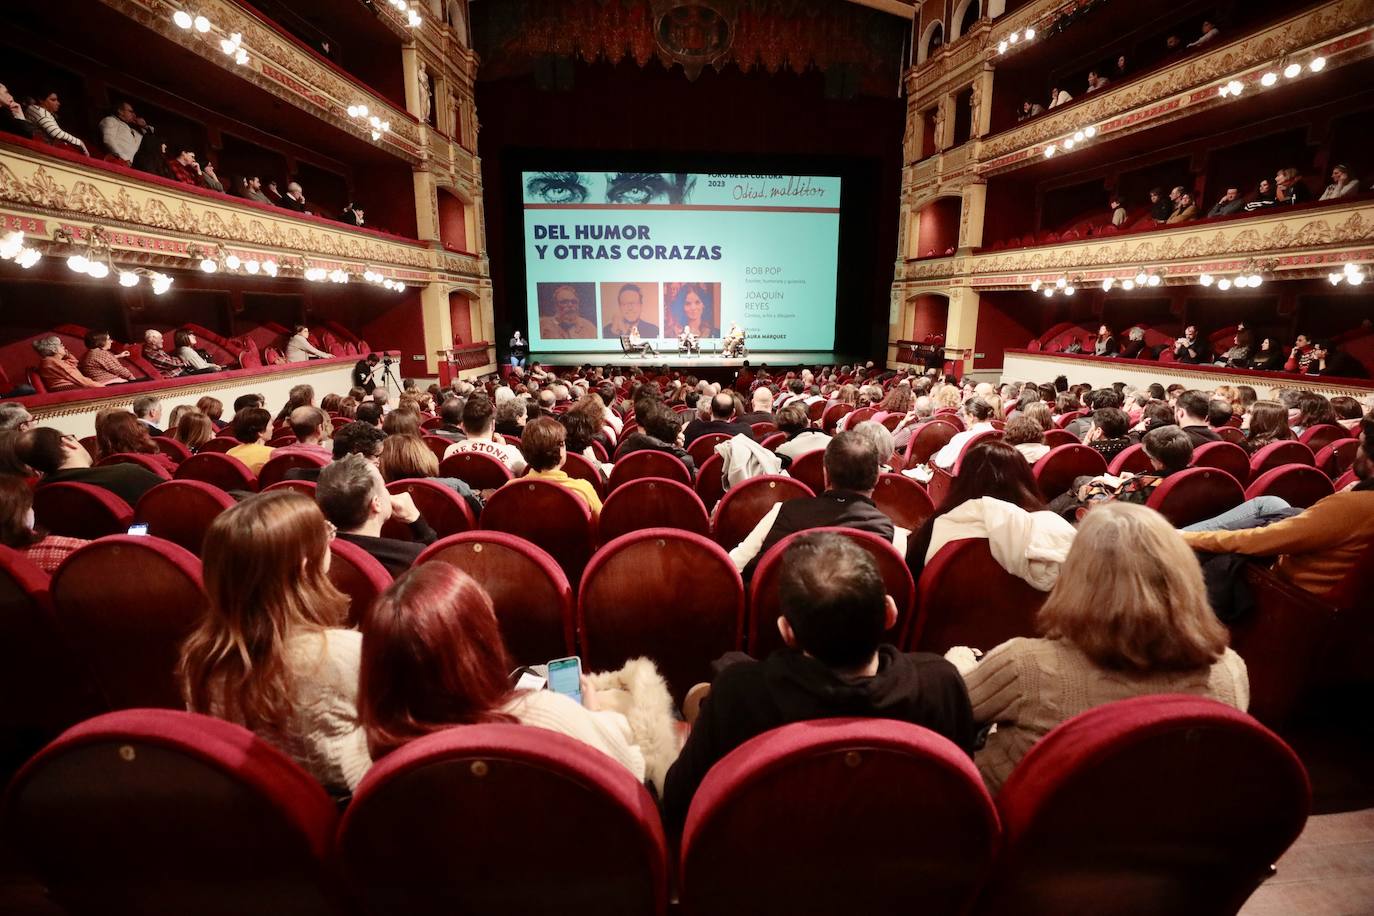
[601,282,661,339]
[536,282,598,339]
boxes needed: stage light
[1042,287,1054,297]
[1217,278,1232,290]
[173,10,193,29]
[17,248,40,269]
[262,260,278,277]
[998,41,1008,54]
[1122,279,1135,291]
[1043,145,1056,157]
[1055,277,1066,288]
[67,254,88,273]
[151,272,173,295]
[1135,270,1148,285]
[1146,274,1161,287]
[1025,27,1035,39]
[1064,285,1075,296]
[118,270,140,287]
[1073,130,1085,142]
[1200,274,1213,286]
[235,49,249,66]
[225,254,241,270]
[1348,271,1365,286]
[1030,279,1041,291]
[86,261,109,279]
[1261,72,1278,87]
[1330,272,1344,285]
[1009,31,1020,44]
[245,260,260,274]
[1309,57,1326,72]
[1102,278,1115,291]
[1063,138,1076,150]
[1249,274,1264,288]
[1218,84,1230,98]
[200,257,217,273]
[1084,125,1097,138]
[1226,79,1243,96]
[193,15,211,32]
[0,231,23,260]
[1284,63,1302,79]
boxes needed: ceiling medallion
[651,0,737,80]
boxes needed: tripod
[376,358,402,398]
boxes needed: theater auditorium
[0,0,1371,912]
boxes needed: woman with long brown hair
[0,474,88,573]
[179,490,365,795]
[170,411,216,454]
[196,396,225,429]
[1242,400,1294,454]
[96,410,176,473]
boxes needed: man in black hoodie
[661,531,976,839]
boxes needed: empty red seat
[481,479,595,584]
[379,479,477,541]
[687,432,732,468]
[693,452,727,512]
[4,709,343,916]
[418,531,574,664]
[328,539,392,627]
[906,538,1047,652]
[1215,426,1247,445]
[151,436,192,464]
[749,528,914,657]
[1041,428,1079,449]
[1107,442,1152,475]
[1248,441,1315,481]
[1191,440,1250,483]
[439,450,515,489]
[759,431,788,451]
[710,474,814,548]
[33,482,134,539]
[1315,439,1359,479]
[976,696,1309,915]
[135,480,236,554]
[175,452,258,492]
[1033,444,1108,501]
[872,472,935,531]
[198,436,239,454]
[96,452,174,479]
[1146,467,1245,528]
[904,420,958,466]
[599,478,710,542]
[787,449,826,496]
[1245,464,1335,509]
[422,435,453,462]
[1298,423,1350,453]
[608,450,693,490]
[579,528,743,701]
[257,451,329,490]
[820,403,853,434]
[681,719,998,915]
[338,725,667,916]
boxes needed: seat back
[693,452,727,512]
[263,479,318,497]
[1191,441,1250,482]
[151,436,192,464]
[750,421,779,437]
[49,536,205,709]
[417,531,575,664]
[175,452,258,492]
[1248,440,1315,480]
[686,432,732,468]
[749,528,914,657]
[953,431,1003,475]
[257,451,329,490]
[979,696,1309,916]
[96,452,173,479]
[1042,428,1079,449]
[758,431,788,451]
[1315,439,1359,479]
[1215,426,1247,445]
[820,403,853,433]
[608,450,693,490]
[1055,409,1087,429]
[904,420,958,466]
[1244,464,1335,509]
[681,719,998,916]
[871,472,935,531]
[422,435,452,462]
[481,480,596,584]
[5,709,341,916]
[710,475,815,548]
[906,539,1047,652]
[33,482,134,539]
[559,451,607,499]
[1146,467,1245,528]
[379,479,477,540]
[579,529,743,701]
[328,539,393,627]
[338,725,667,916]
[1033,444,1108,501]
[198,436,240,454]
[438,450,515,489]
[599,478,710,542]
[1107,442,1152,475]
[1298,423,1350,453]
[786,448,827,496]
[134,480,236,554]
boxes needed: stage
[527,350,842,369]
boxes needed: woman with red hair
[95,409,176,473]
[358,563,646,778]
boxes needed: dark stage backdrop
[475,56,905,365]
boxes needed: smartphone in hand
[546,656,582,705]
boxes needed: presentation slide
[520,171,840,353]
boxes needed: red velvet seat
[268,435,297,449]
[4,709,342,916]
[879,413,902,431]
[787,448,826,496]
[750,421,779,437]
[338,725,667,916]
[1215,426,1247,445]
[1146,468,1245,528]
[579,529,743,701]
[807,399,826,423]
[710,474,814,548]
[687,432,732,468]
[846,406,878,427]
[599,478,710,542]
[681,719,998,916]
[1191,440,1250,483]
[151,436,192,463]
[693,452,727,512]
[904,420,958,466]
[608,450,693,490]
[748,528,914,658]
[759,431,788,451]
[1054,409,1087,429]
[926,466,953,510]
[1248,440,1315,480]
[380,479,477,540]
[975,696,1309,916]
[1041,428,1079,449]
[872,472,935,531]
[96,451,174,479]
[481,479,596,584]
[418,531,574,664]
[328,539,393,627]
[905,538,1047,652]
[1033,444,1108,501]
[77,434,98,456]
[1107,442,1152,475]
[1315,438,1359,479]
[257,451,329,490]
[1244,464,1335,509]
[820,402,853,433]
[198,436,240,454]
[420,416,444,430]
[438,450,515,489]
[263,479,318,496]
[175,452,258,492]
[49,536,205,710]
[559,451,607,499]
[1298,423,1351,453]
[33,482,134,539]
[135,480,236,554]
[422,435,453,462]
[1334,468,1358,491]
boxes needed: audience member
[1248,337,1285,371]
[1084,408,1133,461]
[738,386,775,426]
[226,407,275,474]
[173,330,221,372]
[1172,391,1221,445]
[443,395,526,474]
[1109,196,1127,227]
[238,175,274,205]
[932,397,996,469]
[286,325,331,362]
[1207,186,1245,216]
[14,427,162,506]
[1148,188,1172,222]
[94,410,175,473]
[1292,392,1337,434]
[1215,328,1253,367]
[511,417,601,518]
[682,392,755,447]
[1274,167,1310,205]
[141,330,190,378]
[1047,85,1072,108]
[0,474,88,574]
[31,335,106,390]
[132,396,164,436]
[1093,325,1118,357]
[317,453,436,575]
[171,410,215,453]
[1018,99,1044,121]
[1186,20,1220,48]
[1284,333,1319,374]
[1003,416,1049,464]
[0,83,36,140]
[77,331,136,384]
[272,407,332,459]
[24,89,88,154]
[1166,191,1198,223]
[98,100,153,166]
[1172,325,1207,364]
[330,421,386,464]
[280,181,312,214]
[1320,164,1360,200]
[165,146,222,191]
[0,403,34,432]
[617,402,695,475]
[1085,70,1109,93]
[378,434,483,515]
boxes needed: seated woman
[1291,391,1337,435]
[773,402,831,462]
[511,417,602,519]
[1246,337,1285,371]
[931,396,996,470]
[77,331,136,385]
[173,330,221,372]
[1332,396,1366,430]
[358,563,649,780]
[1050,424,1194,518]
[225,407,275,474]
[0,474,88,574]
[616,401,696,477]
[179,490,367,796]
[197,396,227,430]
[95,410,177,474]
[171,411,216,454]
[378,434,483,516]
[951,501,1249,793]
[31,335,107,391]
[1003,416,1049,464]
[1241,400,1294,453]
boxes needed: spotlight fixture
[1200,273,1214,286]
[193,14,211,33]
[225,254,241,270]
[262,259,278,277]
[1101,277,1115,292]
[172,10,193,29]
[1030,279,1042,292]
[1284,62,1302,78]
[1217,278,1232,290]
[1122,279,1136,291]
[1043,144,1056,158]
[1309,56,1326,72]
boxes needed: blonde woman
[179,490,367,796]
[948,501,1248,792]
[378,434,483,515]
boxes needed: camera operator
[353,352,381,394]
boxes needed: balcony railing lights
[1219,53,1326,99]
[1328,262,1366,285]
[171,7,249,65]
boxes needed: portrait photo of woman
[665,282,721,339]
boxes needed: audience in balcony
[1085,70,1110,94]
[77,331,137,384]
[31,335,107,391]
[1320,164,1360,200]
[341,202,366,227]
[173,330,222,372]
[1018,99,1044,122]
[1047,85,1072,109]
[237,175,274,205]
[950,501,1248,794]
[1120,326,1148,359]
[1243,178,1276,212]
[15,426,163,506]
[0,474,88,575]
[24,90,88,155]
[1207,186,1245,217]
[1171,326,1207,364]
[98,100,153,167]
[1284,334,1320,374]
[286,325,331,362]
[141,330,187,378]
[1187,20,1221,49]
[1113,54,1129,80]
[1215,328,1252,367]
[1093,325,1118,357]
[280,181,312,214]
[1246,337,1285,371]
[1109,196,1126,227]
[165,146,223,192]
[1273,167,1310,206]
[1148,188,1172,223]
[0,83,35,140]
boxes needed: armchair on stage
[677,327,700,357]
[619,329,657,358]
[722,322,747,358]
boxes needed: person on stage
[352,353,380,394]
[629,325,656,357]
[723,321,746,357]
[508,330,528,368]
[678,325,699,355]
[667,283,720,339]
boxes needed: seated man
[681,392,755,448]
[662,531,977,839]
[1172,325,1208,364]
[1174,390,1221,446]
[316,454,436,576]
[616,401,695,478]
[429,397,468,443]
[141,329,189,379]
[15,427,164,507]
[737,386,775,426]
[165,146,223,192]
[31,335,106,391]
[443,395,526,474]
[678,325,699,354]
[225,407,275,475]
[1083,407,1133,462]
[99,100,154,166]
[731,432,897,576]
[272,407,332,460]
[628,325,656,357]
[133,396,165,437]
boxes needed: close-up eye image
[525,171,591,204]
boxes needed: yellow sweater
[1181,490,1374,596]
[522,468,602,519]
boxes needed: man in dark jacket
[662,531,976,839]
[616,401,695,478]
[316,454,435,577]
[353,353,380,393]
[682,392,755,447]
